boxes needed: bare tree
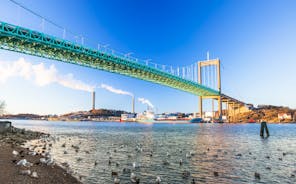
[0,101,6,115]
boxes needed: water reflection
[12,120,296,183]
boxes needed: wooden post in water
[260,121,270,137]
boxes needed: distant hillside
[0,109,129,120]
[89,109,128,117]
[0,113,43,120]
[236,105,296,123]
[60,109,129,118]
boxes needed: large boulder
[0,121,11,133]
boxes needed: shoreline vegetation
[0,125,81,184]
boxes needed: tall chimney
[132,96,135,113]
[92,91,95,110]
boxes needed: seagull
[131,172,137,182]
[186,153,191,158]
[133,162,140,168]
[114,177,120,184]
[156,176,161,183]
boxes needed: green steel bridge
[0,21,220,96]
[0,21,247,118]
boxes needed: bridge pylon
[197,58,222,120]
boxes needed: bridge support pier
[199,96,203,118]
[218,96,222,119]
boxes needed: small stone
[40,158,47,164]
[191,178,196,184]
[61,162,70,168]
[29,151,37,156]
[12,150,19,157]
[283,152,286,156]
[254,172,260,180]
[19,150,24,156]
[214,171,219,177]
[20,170,31,175]
[266,167,271,170]
[31,171,38,178]
[265,156,270,159]
[64,151,68,154]
[279,158,283,161]
[236,153,242,157]
[46,158,54,165]
[291,174,295,178]
[16,159,27,166]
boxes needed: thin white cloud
[0,57,94,92]
[100,83,133,96]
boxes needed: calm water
[11,120,296,184]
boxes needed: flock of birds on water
[13,134,296,184]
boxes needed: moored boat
[189,118,204,123]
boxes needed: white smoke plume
[100,84,133,96]
[0,57,94,92]
[138,97,154,108]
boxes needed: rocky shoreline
[0,125,81,184]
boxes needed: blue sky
[0,0,296,115]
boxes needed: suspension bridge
[0,1,248,120]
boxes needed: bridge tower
[197,59,222,119]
